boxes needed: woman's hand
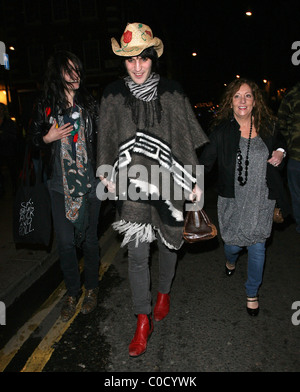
[189,184,202,202]
[43,119,73,144]
[267,150,284,167]
[99,176,116,193]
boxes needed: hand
[100,176,116,193]
[267,150,284,167]
[189,184,202,202]
[43,119,73,144]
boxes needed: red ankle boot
[154,292,170,321]
[129,314,153,357]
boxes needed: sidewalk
[0,166,114,310]
[0,170,58,309]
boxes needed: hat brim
[111,37,164,58]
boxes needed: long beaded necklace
[237,117,253,186]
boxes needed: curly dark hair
[213,78,277,136]
[42,50,95,115]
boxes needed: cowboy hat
[111,22,164,57]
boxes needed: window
[83,40,100,70]
[54,42,72,52]
[80,0,97,19]
[52,0,68,22]
[28,44,45,75]
[23,0,41,24]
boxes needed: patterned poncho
[96,77,208,249]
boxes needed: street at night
[0,190,299,374]
[0,0,300,378]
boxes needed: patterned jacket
[28,98,99,178]
[278,82,300,161]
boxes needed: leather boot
[61,295,79,322]
[81,287,99,315]
[154,292,170,321]
[129,314,153,357]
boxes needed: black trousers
[49,189,101,296]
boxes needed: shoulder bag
[13,146,52,246]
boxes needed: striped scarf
[124,73,162,128]
[124,72,160,101]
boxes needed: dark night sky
[3,0,299,107]
[126,0,300,102]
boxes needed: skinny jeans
[224,242,266,298]
[127,236,177,315]
[49,189,101,297]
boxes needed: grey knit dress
[218,135,276,246]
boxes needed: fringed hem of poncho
[112,219,183,250]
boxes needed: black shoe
[225,262,235,276]
[246,297,259,316]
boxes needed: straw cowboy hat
[111,22,164,57]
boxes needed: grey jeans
[127,236,177,315]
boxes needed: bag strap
[35,153,44,185]
[20,145,44,186]
[20,144,30,186]
[187,201,203,212]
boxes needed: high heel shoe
[129,314,153,357]
[246,297,259,316]
[225,261,235,276]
